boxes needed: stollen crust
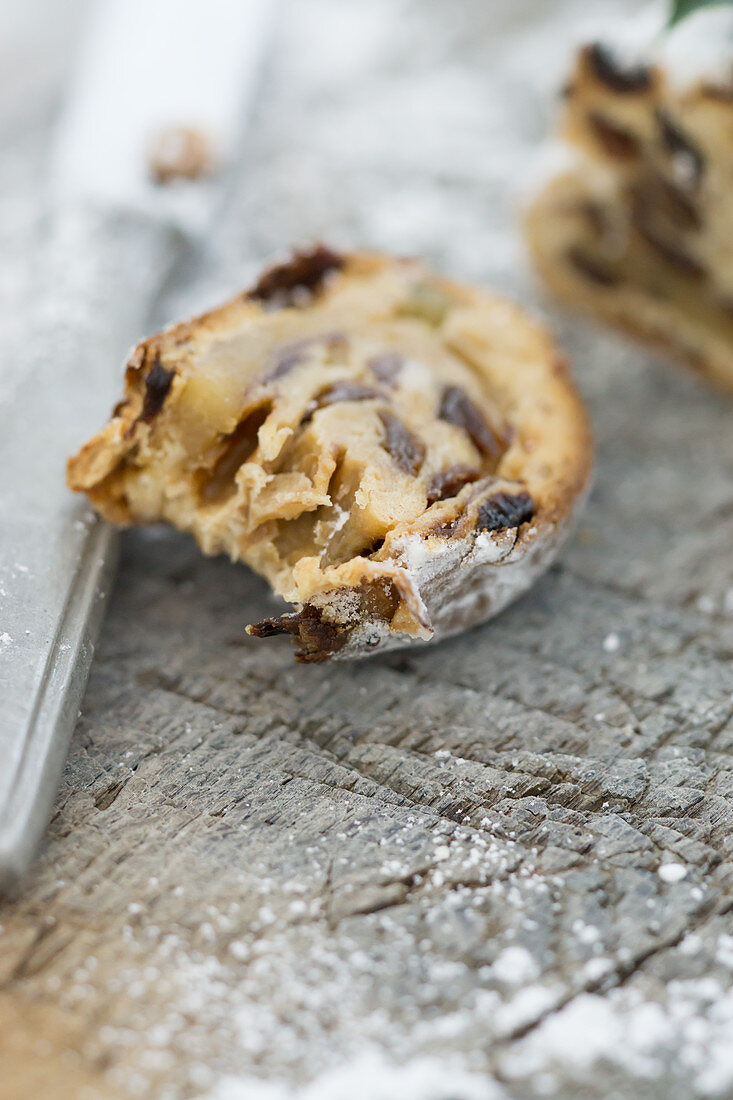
[527,40,733,394]
[68,247,591,661]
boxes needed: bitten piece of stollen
[68,247,591,661]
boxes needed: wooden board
[2,1,733,1097]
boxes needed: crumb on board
[148,126,213,185]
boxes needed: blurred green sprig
[669,0,733,28]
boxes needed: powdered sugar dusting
[203,1051,503,1100]
[500,949,733,1097]
[657,5,733,91]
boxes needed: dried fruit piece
[566,248,621,288]
[379,410,425,475]
[303,381,382,422]
[396,281,453,326]
[140,356,175,423]
[197,404,272,503]
[656,109,705,185]
[265,332,348,382]
[438,386,506,463]
[584,43,653,94]
[587,111,640,158]
[248,245,344,306]
[631,176,701,233]
[248,604,348,662]
[368,352,404,386]
[426,465,481,504]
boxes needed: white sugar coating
[0,632,11,651]
[582,957,614,983]
[326,503,576,660]
[79,832,731,1098]
[203,1052,504,1100]
[493,984,562,1036]
[716,936,733,970]
[504,994,629,1074]
[572,920,601,945]
[657,5,733,90]
[658,861,688,884]
[500,959,733,1096]
[491,946,540,985]
[369,500,580,662]
[680,933,704,956]
[86,807,710,1098]
[551,2,665,73]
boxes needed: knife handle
[0,206,177,890]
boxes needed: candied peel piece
[68,248,591,661]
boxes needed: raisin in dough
[527,37,733,393]
[68,248,591,661]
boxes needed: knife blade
[0,0,274,889]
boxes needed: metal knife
[0,0,274,889]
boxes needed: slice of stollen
[528,17,733,394]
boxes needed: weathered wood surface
[2,1,733,1098]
